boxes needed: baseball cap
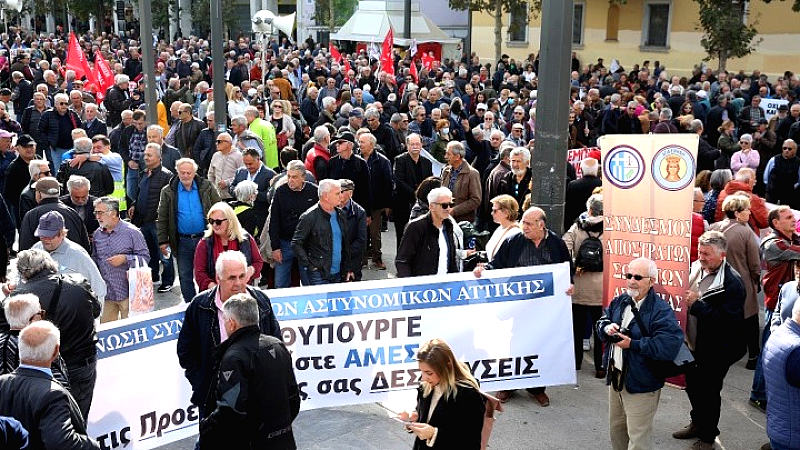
[0,88,11,96]
[16,134,35,146]
[512,123,524,130]
[35,211,65,238]
[332,131,355,145]
[349,109,363,118]
[0,130,13,139]
[33,177,60,195]
[476,103,488,111]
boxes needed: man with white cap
[32,210,107,304]
[0,129,16,196]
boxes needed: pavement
[152,222,770,450]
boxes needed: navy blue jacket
[486,230,574,281]
[597,289,684,393]
[177,286,281,409]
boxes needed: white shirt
[436,226,448,275]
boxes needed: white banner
[760,98,788,122]
[87,263,574,449]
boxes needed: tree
[449,0,541,64]
[695,0,761,70]
[314,0,359,31]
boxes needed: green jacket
[157,175,221,249]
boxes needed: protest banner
[600,134,698,325]
[87,263,574,449]
[760,98,788,122]
[567,146,599,178]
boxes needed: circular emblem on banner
[652,145,695,191]
[603,145,646,189]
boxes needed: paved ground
[153,223,770,450]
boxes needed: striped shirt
[92,219,150,301]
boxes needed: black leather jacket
[291,203,353,279]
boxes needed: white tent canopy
[331,0,461,46]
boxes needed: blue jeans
[770,439,792,450]
[307,269,340,285]
[126,167,140,202]
[177,235,200,302]
[51,146,69,173]
[68,359,97,421]
[750,308,773,402]
[141,222,174,286]
[275,239,308,288]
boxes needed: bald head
[18,320,60,367]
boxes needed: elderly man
[230,148,275,232]
[230,115,264,159]
[673,231,746,450]
[60,176,100,238]
[304,126,332,180]
[91,197,149,322]
[269,160,319,288]
[200,293,299,449]
[158,158,220,303]
[0,321,100,449]
[4,134,38,225]
[499,147,533,217]
[329,131,371,214]
[104,74,137,129]
[10,249,102,422]
[32,211,106,303]
[0,130,16,195]
[292,179,354,285]
[358,132,393,270]
[21,92,49,153]
[177,251,281,417]
[394,134,434,246]
[174,103,205,158]
[338,179,368,281]
[396,186,468,278]
[18,158,51,225]
[764,138,800,209]
[18,177,90,253]
[81,103,105,139]
[208,132,243,200]
[564,157,603,229]
[440,141,481,223]
[300,87,320,130]
[56,137,113,198]
[475,207,574,406]
[146,124,181,173]
[597,257,684,450]
[243,106,277,169]
[130,143,174,292]
[38,93,82,170]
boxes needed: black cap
[332,131,355,145]
[16,134,35,146]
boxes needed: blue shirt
[177,180,206,235]
[19,363,52,378]
[330,212,342,275]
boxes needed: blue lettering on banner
[96,311,185,359]
[272,274,554,321]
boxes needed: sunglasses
[625,273,650,281]
[434,202,456,209]
[216,139,231,144]
[784,146,795,150]
[57,102,68,106]
[208,218,228,226]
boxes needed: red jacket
[715,180,769,232]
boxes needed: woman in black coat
[399,338,486,449]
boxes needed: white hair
[18,320,60,365]
[427,187,452,205]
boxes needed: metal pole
[210,0,227,133]
[403,0,411,39]
[464,8,472,64]
[139,0,157,125]
[531,0,573,234]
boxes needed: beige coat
[709,218,761,318]
[562,215,604,307]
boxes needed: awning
[330,0,462,46]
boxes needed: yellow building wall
[471,0,800,78]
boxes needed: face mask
[441,128,449,135]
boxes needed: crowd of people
[0,25,796,450]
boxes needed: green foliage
[189,0,236,37]
[695,0,761,68]
[448,0,541,18]
[314,0,359,29]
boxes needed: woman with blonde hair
[709,194,761,369]
[270,99,296,149]
[399,338,485,449]
[227,86,249,118]
[193,202,263,291]
[716,120,739,169]
[485,195,521,261]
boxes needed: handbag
[128,257,154,316]
[628,300,695,379]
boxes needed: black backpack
[575,230,603,272]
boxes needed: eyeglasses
[272,105,282,109]
[216,139,231,144]
[625,273,650,281]
[434,201,456,209]
[94,209,112,216]
[40,170,51,176]
[739,141,750,144]
[208,218,228,226]
[491,207,502,213]
[57,102,68,106]
[784,146,795,150]
[29,309,46,323]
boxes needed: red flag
[329,43,342,63]
[344,58,352,76]
[93,50,115,101]
[66,32,93,82]
[380,27,395,78]
[421,52,435,71]
[409,59,418,83]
